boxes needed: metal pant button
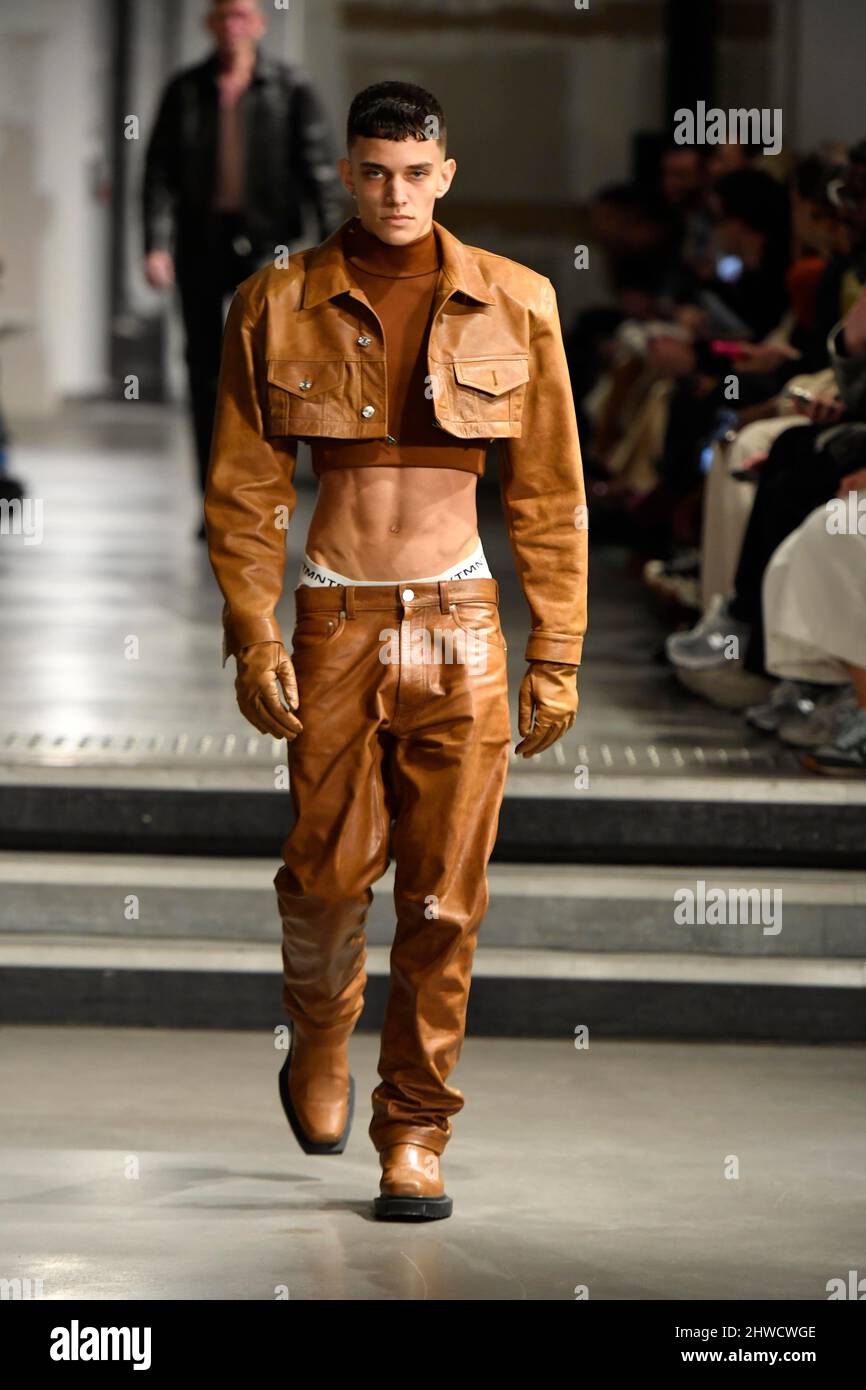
[360,405,375,418]
[401,588,415,602]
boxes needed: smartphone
[716,254,744,284]
[709,339,749,359]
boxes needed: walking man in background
[142,0,345,535]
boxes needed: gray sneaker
[745,680,821,734]
[801,707,866,776]
[665,594,752,671]
[776,686,858,748]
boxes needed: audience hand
[795,389,846,424]
[144,250,175,290]
[646,332,697,377]
[672,304,709,336]
[735,342,802,374]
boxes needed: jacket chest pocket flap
[266,359,345,433]
[450,356,529,424]
[453,357,530,395]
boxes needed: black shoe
[373,1192,453,1221]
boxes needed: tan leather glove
[515,661,579,758]
[235,641,303,741]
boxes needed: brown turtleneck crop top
[308,217,488,479]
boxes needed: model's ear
[337,155,354,199]
[436,157,457,198]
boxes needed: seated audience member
[758,491,866,774]
[665,217,866,709]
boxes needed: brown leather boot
[373,1143,453,1221]
[278,1026,354,1155]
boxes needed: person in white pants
[762,494,866,773]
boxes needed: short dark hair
[715,169,791,254]
[347,81,446,155]
[716,169,788,228]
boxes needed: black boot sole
[373,1193,453,1221]
[278,1033,354,1156]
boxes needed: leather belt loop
[344,584,355,620]
[439,579,452,614]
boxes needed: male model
[143,0,344,530]
[204,81,588,1220]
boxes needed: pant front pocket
[291,610,347,650]
[448,600,507,650]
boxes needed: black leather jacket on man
[143,46,346,260]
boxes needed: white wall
[0,0,110,411]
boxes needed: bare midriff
[305,465,480,580]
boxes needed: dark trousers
[729,423,847,673]
[176,213,273,495]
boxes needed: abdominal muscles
[305,465,480,580]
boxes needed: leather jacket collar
[200,45,279,87]
[302,216,497,310]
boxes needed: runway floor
[1,1024,864,1300]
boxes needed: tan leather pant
[273,576,511,1155]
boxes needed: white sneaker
[665,595,752,671]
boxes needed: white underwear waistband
[297,537,492,588]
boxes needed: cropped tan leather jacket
[204,216,588,667]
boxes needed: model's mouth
[383,215,411,222]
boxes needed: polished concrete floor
[1,1024,864,1300]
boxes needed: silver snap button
[401,587,415,602]
[385,434,396,444]
[299,379,312,390]
[356,335,372,347]
[360,405,375,418]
